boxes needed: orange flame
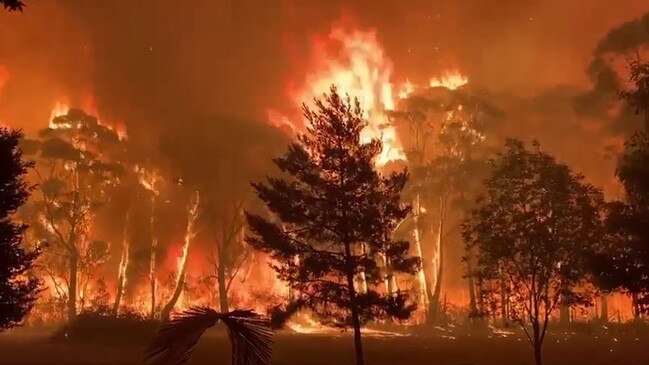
[48,100,128,140]
[429,71,469,90]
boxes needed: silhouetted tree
[0,128,41,329]
[620,61,649,131]
[246,86,419,365]
[1,0,25,11]
[592,61,649,315]
[463,139,604,365]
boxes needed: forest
[1,2,649,365]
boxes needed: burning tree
[160,116,286,315]
[22,109,124,321]
[0,128,41,329]
[247,87,419,365]
[389,87,501,323]
[462,139,605,365]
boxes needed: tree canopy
[0,128,41,330]
[462,139,605,365]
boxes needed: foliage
[0,128,41,330]
[595,132,649,312]
[389,86,502,322]
[592,62,649,314]
[462,139,605,365]
[620,61,649,131]
[145,307,272,365]
[246,86,419,365]
[1,0,24,11]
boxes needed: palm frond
[144,307,273,365]
[220,310,273,365]
[144,306,219,365]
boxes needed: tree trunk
[533,321,543,365]
[344,241,364,365]
[67,250,78,321]
[600,294,608,323]
[466,254,478,318]
[560,299,570,324]
[149,195,157,319]
[161,271,185,320]
[534,343,543,365]
[428,197,445,323]
[500,268,508,323]
[160,191,199,320]
[217,261,229,313]
[412,195,428,311]
[113,209,131,316]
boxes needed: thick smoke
[2,0,648,137]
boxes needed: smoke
[2,0,647,136]
[594,11,649,55]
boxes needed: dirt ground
[0,330,646,365]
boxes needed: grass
[0,327,646,365]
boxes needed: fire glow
[30,23,472,328]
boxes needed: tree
[591,60,649,316]
[1,0,25,11]
[620,61,649,132]
[0,128,41,329]
[160,115,286,315]
[390,88,501,323]
[462,139,604,365]
[246,86,419,365]
[22,109,124,321]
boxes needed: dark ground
[0,330,646,365]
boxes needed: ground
[0,330,646,365]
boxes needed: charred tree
[247,86,419,365]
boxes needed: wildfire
[429,71,469,90]
[279,25,407,166]
[49,101,72,129]
[48,100,128,140]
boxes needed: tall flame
[289,26,407,166]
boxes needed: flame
[48,102,71,129]
[48,100,128,140]
[280,25,407,166]
[398,79,415,99]
[429,71,469,90]
[134,165,161,195]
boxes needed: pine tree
[0,128,41,329]
[246,86,419,365]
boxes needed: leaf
[39,138,82,161]
[145,307,273,365]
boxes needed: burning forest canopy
[1,0,649,337]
